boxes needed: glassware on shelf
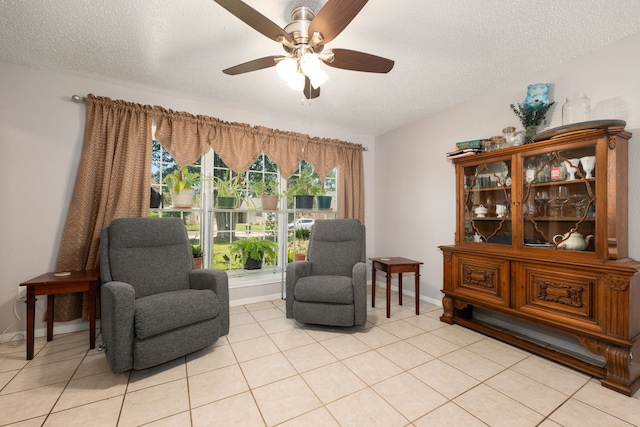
[549,156,566,182]
[484,195,494,215]
[565,158,581,180]
[524,192,537,217]
[557,185,570,216]
[502,127,516,147]
[537,154,552,183]
[524,156,537,184]
[490,136,506,150]
[580,156,596,179]
[535,190,550,217]
[548,186,562,217]
[571,193,587,217]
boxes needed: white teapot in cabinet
[553,231,593,251]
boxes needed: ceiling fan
[213,0,395,99]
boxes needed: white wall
[374,33,640,304]
[0,62,376,341]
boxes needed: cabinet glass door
[463,160,512,245]
[522,146,596,252]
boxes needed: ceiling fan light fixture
[300,52,321,75]
[212,0,395,100]
[309,69,328,89]
[287,72,305,91]
[276,57,297,82]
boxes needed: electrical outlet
[17,286,27,302]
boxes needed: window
[150,141,202,252]
[207,152,281,273]
[150,143,337,284]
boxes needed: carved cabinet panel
[451,253,510,307]
[514,262,603,334]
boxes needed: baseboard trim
[2,321,95,344]
[372,281,442,307]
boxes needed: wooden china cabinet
[440,121,640,395]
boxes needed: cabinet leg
[601,344,640,396]
[440,296,454,324]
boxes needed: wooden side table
[370,257,423,318]
[20,270,100,360]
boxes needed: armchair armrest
[101,281,135,374]
[285,261,312,318]
[352,262,368,326]
[189,269,229,335]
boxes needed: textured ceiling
[2,0,640,135]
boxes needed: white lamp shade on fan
[276,57,297,82]
[276,53,329,92]
[300,53,328,89]
[309,69,328,89]
[300,53,320,75]
[287,72,305,91]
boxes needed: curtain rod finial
[71,95,85,103]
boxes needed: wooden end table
[20,270,100,360]
[370,257,423,318]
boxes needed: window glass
[150,141,202,256]
[151,144,337,278]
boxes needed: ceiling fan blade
[308,0,368,45]
[325,48,394,73]
[213,0,293,44]
[223,55,283,75]
[304,76,321,99]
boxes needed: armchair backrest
[306,219,365,277]
[100,217,193,298]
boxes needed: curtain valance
[153,105,363,181]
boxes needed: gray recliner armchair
[99,217,229,374]
[286,218,367,327]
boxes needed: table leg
[25,288,36,360]
[415,265,420,315]
[386,271,391,318]
[398,272,403,306]
[371,265,376,307]
[46,295,54,341]
[88,283,96,349]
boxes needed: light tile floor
[2,287,640,426]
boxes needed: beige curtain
[54,94,153,322]
[337,143,365,223]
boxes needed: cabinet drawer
[450,253,510,307]
[514,263,603,332]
